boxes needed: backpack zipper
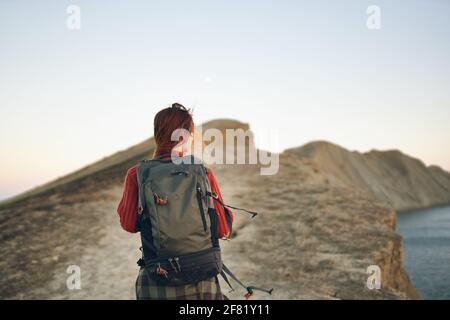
[196,183,208,232]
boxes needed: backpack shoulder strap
[136,161,147,216]
[136,159,163,213]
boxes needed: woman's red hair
[153,103,194,157]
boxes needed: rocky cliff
[286,141,450,211]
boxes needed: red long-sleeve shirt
[117,163,233,238]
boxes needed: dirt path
[47,187,141,299]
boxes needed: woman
[117,103,233,300]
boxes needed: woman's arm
[206,168,234,239]
[117,166,139,233]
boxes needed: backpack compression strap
[220,263,274,299]
[136,162,146,216]
[203,191,259,219]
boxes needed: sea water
[397,205,450,299]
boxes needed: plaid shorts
[135,267,226,300]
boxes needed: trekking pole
[247,286,274,295]
[221,264,274,300]
[206,191,258,218]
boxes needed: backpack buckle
[168,258,182,273]
[137,258,145,267]
[211,192,219,200]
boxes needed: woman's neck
[154,147,184,158]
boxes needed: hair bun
[172,103,187,111]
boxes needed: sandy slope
[0,153,418,299]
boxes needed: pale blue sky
[1,0,449,200]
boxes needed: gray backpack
[136,154,273,297]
